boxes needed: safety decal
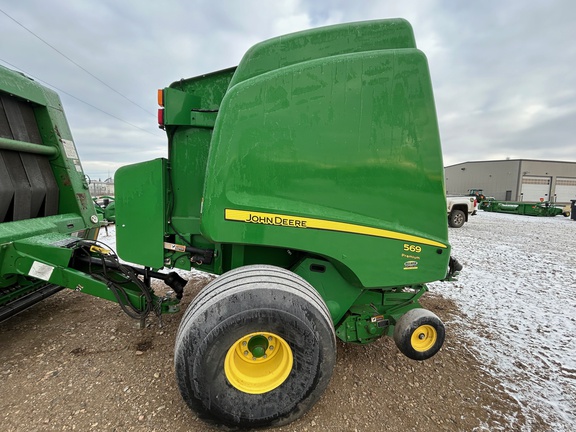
[28,261,55,282]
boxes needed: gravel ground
[1,214,565,432]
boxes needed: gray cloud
[1,0,574,178]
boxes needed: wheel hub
[247,334,269,358]
[411,324,437,352]
[225,331,293,394]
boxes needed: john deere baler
[114,19,458,428]
[0,64,100,320]
[0,65,185,323]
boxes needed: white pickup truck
[446,196,477,228]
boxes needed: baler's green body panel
[115,19,452,341]
[201,22,449,288]
[228,19,416,87]
[115,158,167,268]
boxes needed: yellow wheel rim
[224,331,293,394]
[411,325,437,352]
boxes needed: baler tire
[174,265,336,429]
[393,308,445,360]
[448,209,466,228]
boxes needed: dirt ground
[0,275,546,432]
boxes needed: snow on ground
[430,211,576,431]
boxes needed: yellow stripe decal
[225,209,447,249]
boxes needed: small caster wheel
[393,308,445,360]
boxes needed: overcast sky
[1,0,574,180]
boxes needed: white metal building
[444,159,576,204]
[88,178,115,197]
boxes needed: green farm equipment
[93,195,115,223]
[1,19,460,429]
[481,200,569,217]
[0,65,186,323]
[468,188,487,203]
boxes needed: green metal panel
[162,88,201,126]
[229,18,416,88]
[0,67,54,106]
[166,127,211,235]
[201,45,449,288]
[292,258,364,324]
[0,214,85,245]
[163,68,235,239]
[115,158,167,268]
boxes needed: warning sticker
[61,139,79,159]
[29,261,54,281]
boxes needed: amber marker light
[157,89,165,128]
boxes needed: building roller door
[520,176,550,202]
[554,177,576,203]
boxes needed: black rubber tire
[393,308,445,360]
[174,265,336,429]
[448,209,466,228]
